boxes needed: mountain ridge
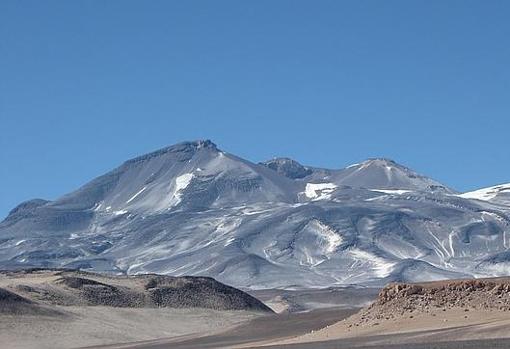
[1,140,509,289]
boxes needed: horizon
[2,1,509,218]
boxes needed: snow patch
[304,183,337,200]
[345,162,360,169]
[370,189,411,195]
[175,173,193,195]
[309,220,343,255]
[113,209,128,216]
[459,183,510,201]
[126,186,147,204]
[225,237,236,246]
[348,248,396,278]
[172,173,194,204]
[127,262,145,274]
[448,231,456,258]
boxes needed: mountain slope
[1,140,509,288]
[459,183,510,206]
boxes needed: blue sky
[1,0,509,218]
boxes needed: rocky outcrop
[354,278,510,325]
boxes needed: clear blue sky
[1,0,509,219]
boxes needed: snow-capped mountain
[1,140,509,289]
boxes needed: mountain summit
[332,158,455,193]
[1,141,509,288]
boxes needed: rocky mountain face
[1,140,509,289]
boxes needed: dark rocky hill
[0,269,272,312]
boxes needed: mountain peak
[339,158,453,192]
[364,157,397,164]
[193,139,217,149]
[260,157,312,179]
[358,158,402,168]
[125,140,218,165]
[164,139,218,153]
[347,158,421,174]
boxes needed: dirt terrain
[85,307,360,349]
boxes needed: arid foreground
[261,278,510,348]
[0,269,271,349]
[98,278,510,349]
[2,270,510,349]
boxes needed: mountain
[1,140,509,289]
[260,157,454,193]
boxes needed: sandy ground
[0,306,259,349]
[104,306,510,349]
[264,307,510,347]
[87,307,359,349]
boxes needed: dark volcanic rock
[56,276,145,307]
[1,269,272,313]
[144,275,272,311]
